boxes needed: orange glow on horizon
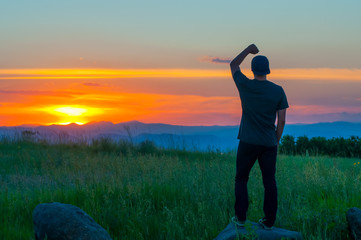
[1,67,361,127]
[0,92,241,126]
[2,87,361,126]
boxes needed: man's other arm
[276,109,286,144]
[230,44,259,76]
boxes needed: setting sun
[54,107,87,116]
[37,105,104,125]
[56,122,86,125]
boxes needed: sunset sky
[1,0,361,126]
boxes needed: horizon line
[1,120,360,128]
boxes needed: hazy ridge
[1,121,361,151]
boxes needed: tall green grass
[0,139,360,239]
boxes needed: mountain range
[1,121,361,151]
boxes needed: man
[230,44,288,230]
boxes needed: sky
[1,0,361,126]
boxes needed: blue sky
[2,0,361,68]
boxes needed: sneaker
[231,216,245,227]
[258,218,273,230]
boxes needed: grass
[0,139,360,239]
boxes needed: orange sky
[1,68,361,126]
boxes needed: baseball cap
[251,55,270,75]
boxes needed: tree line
[279,135,361,158]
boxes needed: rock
[214,221,302,240]
[347,207,361,240]
[33,202,112,240]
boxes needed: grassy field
[0,139,360,239]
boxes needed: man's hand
[247,44,259,54]
[230,43,259,75]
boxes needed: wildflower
[354,163,357,166]
[358,162,360,164]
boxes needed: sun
[57,122,86,125]
[54,107,88,116]
[41,105,103,125]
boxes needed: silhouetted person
[230,44,288,230]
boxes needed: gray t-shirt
[233,71,289,146]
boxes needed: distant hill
[1,121,360,151]
[283,121,361,139]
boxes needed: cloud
[0,90,54,95]
[83,82,101,87]
[199,56,231,64]
[0,90,84,97]
[0,68,229,79]
[287,112,361,124]
[2,68,361,81]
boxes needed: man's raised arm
[230,44,259,76]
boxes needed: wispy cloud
[286,104,361,123]
[199,56,231,64]
[289,105,361,115]
[0,68,228,79]
[0,90,84,96]
[2,68,361,81]
[287,112,361,124]
[83,82,101,87]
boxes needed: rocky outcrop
[33,202,112,240]
[347,207,361,240]
[214,221,302,240]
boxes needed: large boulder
[33,202,112,240]
[214,221,302,240]
[347,207,361,240]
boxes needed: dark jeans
[234,141,278,226]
